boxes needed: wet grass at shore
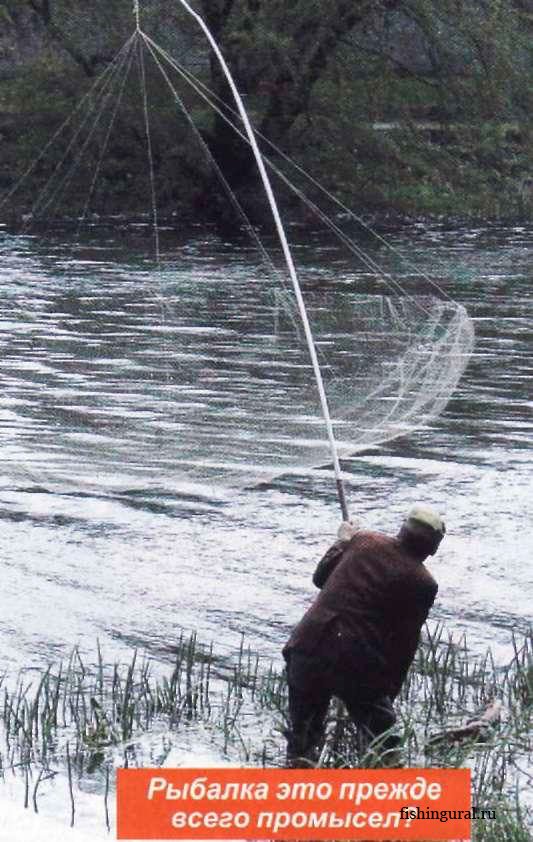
[0,627,531,839]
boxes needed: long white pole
[173,0,349,519]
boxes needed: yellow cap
[407,505,446,535]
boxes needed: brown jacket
[283,530,438,698]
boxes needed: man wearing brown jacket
[282,505,444,766]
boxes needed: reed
[0,627,530,840]
[321,626,532,840]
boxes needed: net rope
[0,34,137,220]
[139,36,452,303]
[137,36,160,266]
[26,39,137,227]
[74,43,137,240]
[139,35,436,316]
[141,36,285,290]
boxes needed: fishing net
[0,8,475,495]
[0,243,474,491]
[163,283,474,486]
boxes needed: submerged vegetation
[0,627,531,839]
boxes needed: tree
[194,0,404,185]
[1,0,532,218]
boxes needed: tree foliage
[0,0,532,218]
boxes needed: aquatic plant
[0,627,531,839]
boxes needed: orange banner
[117,767,471,840]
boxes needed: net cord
[140,35,434,316]
[137,36,160,266]
[0,34,136,219]
[140,34,287,291]
[144,46,451,302]
[75,41,136,239]
[173,0,349,520]
[141,33,336,383]
[31,42,134,222]
[144,35,357,414]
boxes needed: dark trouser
[285,649,397,765]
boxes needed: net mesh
[161,281,475,485]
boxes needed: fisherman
[282,505,444,766]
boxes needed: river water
[0,218,531,687]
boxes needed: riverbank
[1,83,532,224]
[0,628,531,840]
